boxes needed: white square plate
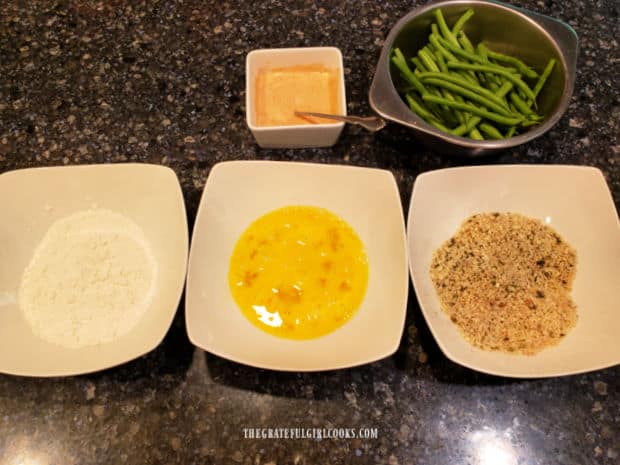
[186,161,408,371]
[0,164,188,376]
[408,165,620,378]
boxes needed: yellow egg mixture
[228,206,369,339]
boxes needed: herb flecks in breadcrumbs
[430,212,577,355]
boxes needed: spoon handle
[294,111,386,132]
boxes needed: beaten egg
[228,206,368,339]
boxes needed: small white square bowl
[407,165,620,378]
[245,47,347,148]
[186,161,408,371]
[0,164,188,376]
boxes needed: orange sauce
[254,64,341,126]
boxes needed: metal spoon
[294,111,387,132]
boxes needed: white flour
[19,209,157,348]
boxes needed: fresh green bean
[424,45,462,81]
[457,68,480,86]
[440,90,464,124]
[429,33,457,62]
[434,34,486,65]
[452,97,467,124]
[478,123,504,139]
[429,33,479,84]
[496,81,515,97]
[410,57,427,72]
[487,80,500,92]
[449,81,514,136]
[505,126,517,138]
[406,93,436,121]
[476,42,503,87]
[408,93,453,131]
[392,48,427,95]
[451,114,483,136]
[401,49,457,124]
[469,128,484,140]
[418,72,511,111]
[451,8,474,35]
[429,34,479,85]
[421,77,514,116]
[432,34,486,86]
[457,31,475,53]
[509,92,529,115]
[510,92,542,119]
[433,47,449,73]
[533,58,556,98]
[418,48,440,73]
[427,60,472,121]
[434,8,460,48]
[478,43,539,79]
[436,35,520,76]
[417,48,465,123]
[393,55,454,124]
[509,102,519,117]
[446,61,536,102]
[422,94,524,125]
[427,119,453,133]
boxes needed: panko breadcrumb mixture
[430,212,577,355]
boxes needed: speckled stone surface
[0,1,619,464]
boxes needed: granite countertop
[0,0,618,464]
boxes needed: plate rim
[407,163,620,378]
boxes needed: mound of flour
[19,209,157,349]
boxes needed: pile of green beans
[391,8,556,140]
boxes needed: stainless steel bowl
[369,0,578,157]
